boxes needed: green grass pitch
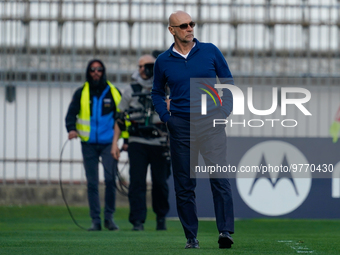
[0,206,340,254]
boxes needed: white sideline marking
[278,240,314,254]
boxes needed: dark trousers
[128,142,170,224]
[167,114,234,239]
[81,143,117,224]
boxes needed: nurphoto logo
[199,84,312,128]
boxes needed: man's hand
[166,98,171,111]
[111,143,120,160]
[68,130,78,140]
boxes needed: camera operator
[111,54,170,231]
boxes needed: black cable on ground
[59,139,130,230]
[59,139,88,231]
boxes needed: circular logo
[236,140,312,216]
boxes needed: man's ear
[168,26,175,36]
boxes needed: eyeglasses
[171,21,195,30]
[90,67,103,72]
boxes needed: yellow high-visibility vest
[76,81,124,141]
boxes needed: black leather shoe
[218,232,233,248]
[104,219,119,231]
[88,223,101,231]
[185,238,200,249]
[156,217,166,230]
[132,221,144,231]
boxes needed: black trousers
[128,142,170,224]
[167,114,234,239]
[81,143,117,224]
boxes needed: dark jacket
[65,59,120,144]
[152,38,234,123]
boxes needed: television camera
[115,62,170,160]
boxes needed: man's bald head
[138,54,155,64]
[168,10,194,45]
[168,10,192,26]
